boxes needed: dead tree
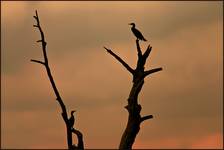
[104,39,162,149]
[31,10,84,150]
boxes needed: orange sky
[1,1,223,149]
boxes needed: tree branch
[143,45,152,59]
[110,29,162,149]
[104,46,135,74]
[141,115,153,122]
[33,10,48,65]
[72,128,84,149]
[30,59,45,65]
[136,39,142,58]
[144,67,163,77]
[32,10,84,150]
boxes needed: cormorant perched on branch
[69,110,76,129]
[129,23,147,41]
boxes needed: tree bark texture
[104,39,162,149]
[31,10,84,150]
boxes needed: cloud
[1,1,222,74]
[1,1,222,149]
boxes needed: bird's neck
[131,26,136,31]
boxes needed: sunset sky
[1,1,223,149]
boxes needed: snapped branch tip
[141,115,153,122]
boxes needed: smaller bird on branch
[129,23,147,41]
[69,110,76,129]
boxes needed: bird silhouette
[129,23,147,41]
[68,110,76,129]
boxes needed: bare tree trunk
[104,39,162,149]
[31,10,84,150]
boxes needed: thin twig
[30,59,45,65]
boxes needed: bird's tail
[143,37,147,41]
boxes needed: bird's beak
[128,23,132,25]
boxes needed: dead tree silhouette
[31,10,84,150]
[104,33,162,149]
